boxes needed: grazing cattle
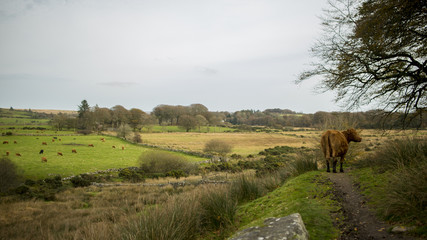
[57,152,63,156]
[42,142,47,145]
[320,128,362,173]
[3,141,8,144]
[112,146,116,148]
[100,138,105,141]
[122,146,125,150]
[52,139,55,142]
[39,149,44,154]
[88,144,94,147]
[59,138,62,141]
[72,149,77,153]
[13,141,17,144]
[15,153,21,157]
[41,157,47,162]
[6,151,9,156]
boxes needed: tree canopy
[299,0,426,127]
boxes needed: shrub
[70,174,96,187]
[44,175,62,189]
[166,170,188,179]
[119,168,144,182]
[0,157,22,193]
[139,151,195,175]
[133,132,142,143]
[203,139,232,159]
[77,129,92,135]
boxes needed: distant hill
[16,109,77,115]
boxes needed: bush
[0,157,22,193]
[70,174,96,187]
[77,129,92,135]
[119,168,144,182]
[133,132,142,143]
[203,139,232,159]
[44,175,62,189]
[139,151,195,175]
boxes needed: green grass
[0,135,205,179]
[236,171,341,240]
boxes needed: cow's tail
[326,134,332,158]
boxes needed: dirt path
[327,170,414,240]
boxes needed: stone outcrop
[230,213,309,240]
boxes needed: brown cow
[112,145,116,149]
[72,149,77,153]
[42,142,47,145]
[13,140,17,144]
[88,144,94,147]
[122,146,125,150]
[15,153,21,157]
[41,157,47,162]
[100,138,105,141]
[3,141,8,144]
[6,151,10,156]
[320,128,362,173]
[57,152,63,156]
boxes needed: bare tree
[299,0,426,128]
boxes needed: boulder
[230,213,309,240]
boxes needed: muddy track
[327,169,414,240]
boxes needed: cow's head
[343,128,362,142]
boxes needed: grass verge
[235,171,341,240]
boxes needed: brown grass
[138,130,426,156]
[139,132,319,156]
[17,109,78,115]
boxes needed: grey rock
[230,213,309,240]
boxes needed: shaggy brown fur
[321,128,362,173]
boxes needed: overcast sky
[0,0,342,113]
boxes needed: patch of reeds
[356,137,427,227]
[290,150,319,176]
[368,137,427,172]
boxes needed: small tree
[178,115,197,132]
[203,139,233,162]
[116,123,132,140]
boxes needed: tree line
[49,100,426,132]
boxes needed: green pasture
[0,118,50,125]
[0,126,74,135]
[0,135,205,179]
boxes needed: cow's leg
[340,157,344,172]
[332,158,337,173]
[326,160,330,172]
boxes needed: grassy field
[138,129,426,156]
[139,132,320,156]
[0,135,205,179]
